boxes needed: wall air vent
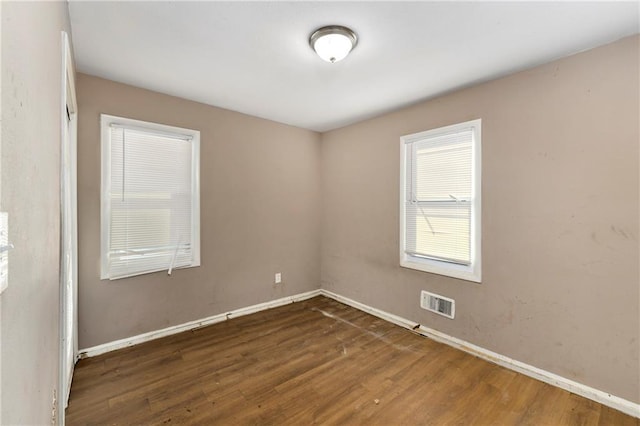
[420,290,455,319]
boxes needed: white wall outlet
[274,272,282,284]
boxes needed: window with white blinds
[100,114,200,280]
[400,119,481,283]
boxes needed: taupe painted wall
[77,74,321,348]
[320,35,639,403]
[1,2,72,424]
[77,35,638,404]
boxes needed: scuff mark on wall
[611,225,633,240]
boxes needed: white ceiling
[68,1,639,132]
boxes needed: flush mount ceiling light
[309,25,358,63]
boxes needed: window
[400,119,481,283]
[101,114,200,280]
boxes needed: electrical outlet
[275,273,282,284]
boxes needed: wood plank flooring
[66,296,638,425]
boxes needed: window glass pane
[406,202,471,264]
[414,131,472,201]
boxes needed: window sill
[400,256,481,283]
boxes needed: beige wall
[77,74,321,349]
[1,1,72,424]
[76,35,637,405]
[320,35,639,403]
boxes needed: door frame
[59,30,78,421]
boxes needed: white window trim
[399,119,482,283]
[100,114,201,280]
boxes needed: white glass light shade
[309,26,357,63]
[312,33,353,63]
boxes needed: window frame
[100,114,201,280]
[399,119,482,283]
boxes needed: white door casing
[60,30,78,420]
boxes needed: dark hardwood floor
[66,296,638,425]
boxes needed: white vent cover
[420,290,455,319]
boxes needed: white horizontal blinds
[406,129,473,265]
[108,126,193,279]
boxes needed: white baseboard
[319,289,640,419]
[78,287,639,418]
[79,289,321,358]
